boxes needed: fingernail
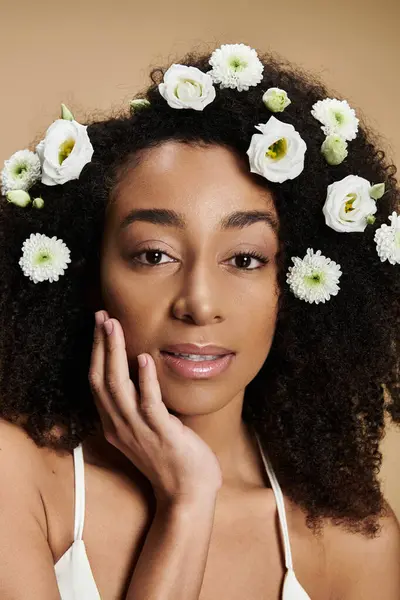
[104,319,113,335]
[95,311,105,327]
[138,353,147,368]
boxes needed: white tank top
[54,431,311,599]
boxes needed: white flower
[321,134,348,165]
[1,149,41,195]
[286,248,342,304]
[311,98,359,141]
[158,64,216,111]
[36,119,94,186]
[374,212,400,265]
[246,116,307,183]
[208,43,264,91]
[262,88,291,112]
[323,175,378,233]
[6,189,32,207]
[19,233,71,283]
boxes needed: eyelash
[130,245,269,271]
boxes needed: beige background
[1,0,399,517]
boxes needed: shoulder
[0,418,71,596]
[0,417,47,509]
[0,416,49,540]
[324,502,400,599]
[0,416,45,468]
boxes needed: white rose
[323,175,377,233]
[262,88,291,112]
[246,116,307,183]
[36,119,94,186]
[321,134,348,165]
[158,64,216,111]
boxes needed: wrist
[154,487,219,513]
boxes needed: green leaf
[61,103,74,121]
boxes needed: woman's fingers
[89,311,117,431]
[104,318,171,435]
[90,310,173,445]
[136,351,173,434]
[103,318,141,425]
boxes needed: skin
[89,140,281,491]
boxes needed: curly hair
[0,49,399,539]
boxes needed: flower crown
[2,43,399,302]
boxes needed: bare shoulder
[0,416,46,479]
[323,501,400,599]
[0,418,63,597]
[0,416,46,503]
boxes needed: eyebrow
[120,208,278,233]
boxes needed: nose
[171,261,224,325]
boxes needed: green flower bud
[32,197,45,209]
[129,98,150,113]
[369,183,385,200]
[366,214,376,225]
[321,134,348,165]
[61,103,74,121]
[262,88,291,113]
[6,189,31,207]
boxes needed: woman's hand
[89,310,223,505]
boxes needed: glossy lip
[161,343,234,356]
[160,351,235,379]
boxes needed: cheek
[100,263,157,349]
[240,287,278,352]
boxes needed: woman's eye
[229,252,269,270]
[130,247,269,270]
[131,248,175,267]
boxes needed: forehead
[106,141,278,230]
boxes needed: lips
[160,350,235,379]
[161,343,234,356]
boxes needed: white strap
[73,444,86,541]
[254,430,293,570]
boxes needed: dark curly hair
[0,48,399,539]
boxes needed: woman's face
[100,141,280,416]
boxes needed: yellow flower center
[344,193,357,213]
[266,138,288,160]
[59,138,75,165]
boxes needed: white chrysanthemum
[374,212,400,265]
[286,248,342,304]
[208,43,264,91]
[19,233,71,283]
[246,116,307,183]
[158,65,216,110]
[311,98,359,141]
[1,149,41,195]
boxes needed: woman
[0,43,399,599]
